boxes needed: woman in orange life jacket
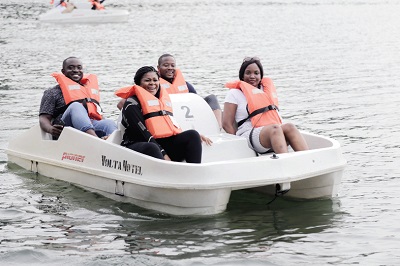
[222,57,308,154]
[116,66,203,163]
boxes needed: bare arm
[39,114,63,137]
[222,102,238,135]
[200,134,213,146]
[117,98,126,110]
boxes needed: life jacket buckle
[267,105,278,111]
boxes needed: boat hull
[39,9,129,24]
[8,153,231,215]
[251,170,343,199]
[6,93,347,215]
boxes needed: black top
[121,96,166,156]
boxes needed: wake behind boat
[39,1,129,24]
[6,93,347,216]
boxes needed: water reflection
[3,165,342,260]
[119,190,341,258]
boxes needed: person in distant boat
[90,0,105,10]
[39,57,117,139]
[52,0,76,13]
[115,66,203,163]
[223,57,308,154]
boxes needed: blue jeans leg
[91,119,117,138]
[61,102,94,132]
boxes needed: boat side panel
[286,170,343,199]
[39,9,129,24]
[251,170,343,199]
[7,126,346,189]
[8,154,231,216]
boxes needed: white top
[224,89,253,136]
[224,86,283,136]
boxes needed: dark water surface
[1,0,400,265]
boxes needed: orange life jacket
[159,69,189,94]
[225,78,281,127]
[52,73,103,120]
[115,85,182,138]
[89,0,105,10]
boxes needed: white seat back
[170,93,220,135]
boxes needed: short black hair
[157,54,175,66]
[62,56,80,70]
[238,58,264,81]
[134,66,159,85]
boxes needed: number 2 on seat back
[181,106,194,118]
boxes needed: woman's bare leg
[259,124,288,154]
[281,123,309,151]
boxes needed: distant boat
[39,1,129,24]
[6,93,346,216]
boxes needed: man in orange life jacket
[157,54,223,128]
[39,57,117,139]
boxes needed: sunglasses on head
[243,56,260,63]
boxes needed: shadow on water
[228,190,341,234]
[117,190,343,260]
[4,163,343,262]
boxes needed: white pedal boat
[6,93,346,216]
[39,2,129,24]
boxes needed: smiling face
[140,71,160,96]
[158,56,176,80]
[62,58,83,83]
[243,63,261,87]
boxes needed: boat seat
[106,93,257,162]
[170,93,220,136]
[105,117,124,145]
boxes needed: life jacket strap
[78,98,102,113]
[237,104,279,127]
[79,97,100,106]
[143,110,173,120]
[249,127,275,156]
